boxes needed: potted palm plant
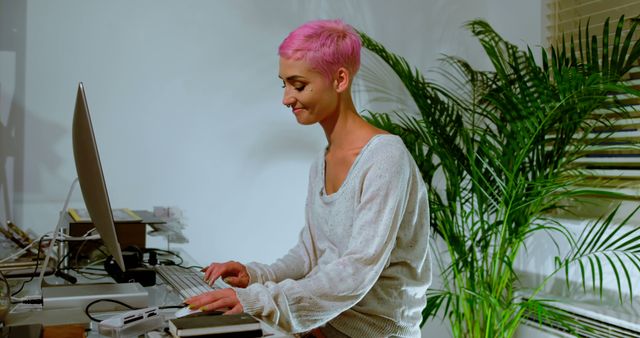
[359,16,640,337]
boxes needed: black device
[104,247,156,287]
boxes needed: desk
[4,250,291,338]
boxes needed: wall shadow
[0,0,26,223]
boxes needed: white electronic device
[174,306,203,318]
[98,306,164,338]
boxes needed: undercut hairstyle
[279,19,361,81]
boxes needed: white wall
[0,0,543,336]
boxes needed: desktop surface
[5,249,291,338]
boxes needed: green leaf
[602,253,622,303]
[609,15,623,73]
[596,256,604,299]
[601,18,610,76]
[614,252,633,302]
[588,256,597,293]
[578,259,586,292]
[422,291,449,326]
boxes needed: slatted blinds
[547,0,640,200]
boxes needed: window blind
[546,0,640,200]
[547,0,640,47]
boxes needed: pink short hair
[279,19,361,80]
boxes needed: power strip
[42,283,148,311]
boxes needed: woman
[185,19,431,337]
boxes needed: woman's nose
[282,94,295,108]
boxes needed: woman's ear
[334,67,350,93]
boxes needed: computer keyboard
[155,265,218,299]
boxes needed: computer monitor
[72,82,126,271]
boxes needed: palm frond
[360,15,640,337]
[558,205,640,302]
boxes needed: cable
[72,236,92,268]
[72,259,110,280]
[83,299,184,322]
[37,177,79,288]
[84,299,137,322]
[54,270,77,284]
[8,229,99,286]
[56,245,74,271]
[4,228,92,296]
[79,227,97,238]
[159,305,185,310]
[10,235,47,296]
[58,235,101,241]
[10,297,42,305]
[145,248,184,266]
[73,270,109,280]
[0,239,40,264]
[55,233,101,282]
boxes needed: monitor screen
[72,82,126,271]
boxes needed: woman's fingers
[203,261,250,287]
[184,288,242,313]
[224,303,244,315]
[223,276,241,286]
[201,296,237,312]
[203,263,226,285]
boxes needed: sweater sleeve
[245,223,316,284]
[235,146,412,333]
[243,161,321,285]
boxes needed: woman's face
[279,57,339,125]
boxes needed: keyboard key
[155,265,218,300]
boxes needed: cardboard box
[63,210,164,266]
[67,222,146,265]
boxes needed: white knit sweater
[235,134,431,337]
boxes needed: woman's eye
[281,81,306,91]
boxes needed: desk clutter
[147,206,189,244]
[0,210,282,337]
[0,220,55,279]
[65,206,191,265]
[0,207,189,279]
[2,257,273,337]
[65,209,156,265]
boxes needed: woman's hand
[184,288,243,315]
[202,261,250,288]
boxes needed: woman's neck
[320,100,363,151]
